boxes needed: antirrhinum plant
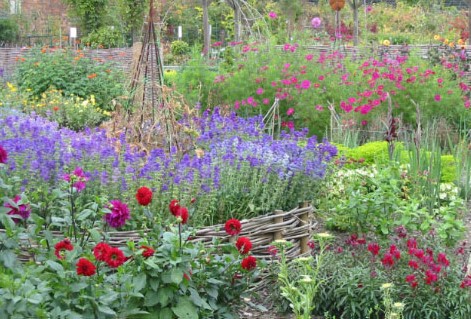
[272,233,334,319]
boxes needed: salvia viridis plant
[0,107,337,226]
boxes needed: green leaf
[46,260,64,273]
[156,288,173,307]
[172,296,198,319]
[133,273,147,293]
[157,308,173,319]
[0,251,16,268]
[98,304,116,316]
[76,209,94,221]
[162,268,183,285]
[144,291,160,307]
[70,282,88,292]
[144,259,160,270]
[189,288,211,310]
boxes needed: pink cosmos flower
[286,108,295,116]
[305,54,313,61]
[268,11,277,19]
[361,120,368,126]
[434,94,441,102]
[300,80,311,89]
[262,98,270,105]
[315,105,324,111]
[256,88,264,95]
[247,96,254,105]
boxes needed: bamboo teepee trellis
[109,0,196,155]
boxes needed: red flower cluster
[367,242,380,256]
[225,218,242,236]
[236,237,252,255]
[54,239,74,259]
[460,275,471,288]
[241,256,257,271]
[93,242,126,268]
[141,245,155,258]
[346,234,366,247]
[76,258,96,276]
[136,186,153,206]
[169,199,180,215]
[168,199,189,224]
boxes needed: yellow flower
[434,34,440,41]
[444,39,449,45]
[381,283,393,290]
[458,39,465,45]
[382,39,390,46]
[316,232,333,239]
[449,42,455,48]
[90,95,96,105]
[6,82,17,92]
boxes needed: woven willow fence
[2,202,316,262]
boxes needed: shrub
[0,18,18,44]
[171,40,190,56]
[15,48,124,111]
[81,26,126,49]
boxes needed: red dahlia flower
[0,145,8,164]
[76,258,96,276]
[169,199,180,216]
[175,206,189,224]
[93,242,112,261]
[105,247,126,268]
[241,256,257,271]
[54,239,74,259]
[225,218,242,236]
[141,245,155,258]
[236,237,252,255]
[136,186,153,206]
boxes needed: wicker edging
[1,202,316,262]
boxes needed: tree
[64,0,108,35]
[347,0,363,46]
[202,0,211,57]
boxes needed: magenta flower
[311,17,322,28]
[268,11,277,19]
[0,145,7,164]
[305,54,313,61]
[247,96,254,105]
[286,108,295,116]
[63,167,89,192]
[434,94,441,102]
[300,80,311,89]
[256,88,264,95]
[5,195,31,223]
[104,200,130,228]
[263,98,270,105]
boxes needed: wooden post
[273,210,284,241]
[299,201,310,254]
